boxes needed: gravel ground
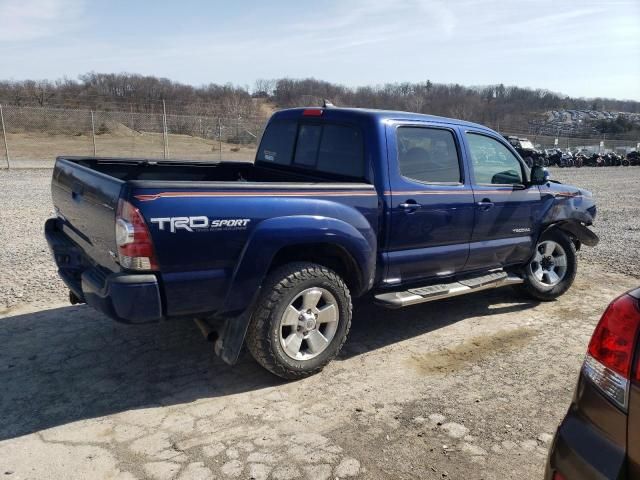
[0,166,639,480]
[550,167,640,278]
[0,169,65,311]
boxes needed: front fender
[536,184,598,247]
[544,220,599,247]
[221,214,377,315]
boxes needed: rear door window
[397,127,461,183]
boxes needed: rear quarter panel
[131,184,379,317]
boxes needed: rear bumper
[81,269,162,323]
[45,217,163,323]
[545,413,622,479]
[545,379,627,479]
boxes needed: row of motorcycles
[528,150,640,168]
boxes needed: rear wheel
[517,229,577,301]
[246,262,352,379]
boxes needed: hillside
[2,74,639,140]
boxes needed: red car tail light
[115,199,158,271]
[583,293,640,410]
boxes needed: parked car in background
[504,135,545,167]
[546,287,640,479]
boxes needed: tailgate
[51,158,123,271]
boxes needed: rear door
[384,122,475,285]
[462,130,541,271]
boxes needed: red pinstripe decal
[384,189,541,196]
[135,190,377,201]
[135,189,576,202]
[383,190,470,196]
[555,192,581,197]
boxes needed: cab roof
[271,107,496,134]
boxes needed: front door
[384,123,475,285]
[462,130,541,271]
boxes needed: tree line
[1,73,638,130]
[0,73,260,119]
[266,78,640,131]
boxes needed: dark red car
[546,287,640,479]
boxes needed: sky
[1,0,639,100]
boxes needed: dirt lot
[2,131,256,168]
[0,167,639,479]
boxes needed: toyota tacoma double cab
[46,107,599,379]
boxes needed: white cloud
[0,0,84,42]
[0,0,637,99]
[285,0,457,46]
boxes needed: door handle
[399,201,422,210]
[71,181,83,200]
[476,199,494,211]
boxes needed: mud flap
[215,291,260,365]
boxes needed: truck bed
[50,156,378,321]
[67,157,355,184]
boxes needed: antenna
[323,99,335,108]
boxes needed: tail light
[115,199,158,271]
[637,335,640,383]
[302,108,323,117]
[583,292,640,410]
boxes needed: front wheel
[246,262,352,380]
[516,230,577,301]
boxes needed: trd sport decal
[150,217,251,233]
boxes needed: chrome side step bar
[374,270,524,308]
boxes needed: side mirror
[530,165,550,185]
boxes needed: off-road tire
[516,229,577,301]
[245,262,352,380]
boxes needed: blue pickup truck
[46,106,598,379]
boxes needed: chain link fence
[0,105,267,168]
[0,105,638,169]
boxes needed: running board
[374,270,524,308]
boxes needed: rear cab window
[257,120,297,166]
[257,120,365,178]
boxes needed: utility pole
[218,117,223,161]
[90,111,97,156]
[162,99,169,159]
[0,104,10,168]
